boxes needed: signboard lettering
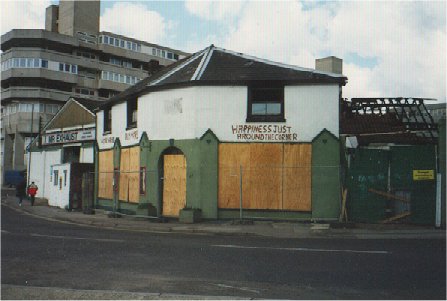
[43,129,95,145]
[231,124,298,141]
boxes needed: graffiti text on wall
[231,124,298,141]
[125,129,138,141]
[101,136,115,144]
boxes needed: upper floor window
[2,58,48,71]
[101,71,140,85]
[75,87,95,96]
[58,62,77,74]
[104,108,112,133]
[99,35,140,52]
[127,98,137,129]
[247,85,285,122]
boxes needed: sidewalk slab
[2,192,445,240]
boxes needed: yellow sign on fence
[413,170,435,180]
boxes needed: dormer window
[247,84,285,122]
[127,98,137,129]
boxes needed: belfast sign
[43,128,95,145]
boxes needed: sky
[1,0,446,103]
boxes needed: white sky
[1,0,446,102]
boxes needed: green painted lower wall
[311,130,341,220]
[97,198,141,215]
[96,198,113,211]
[218,210,312,220]
[95,129,342,221]
[142,130,219,219]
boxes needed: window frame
[126,97,138,129]
[246,84,285,123]
[103,108,112,134]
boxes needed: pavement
[1,188,445,240]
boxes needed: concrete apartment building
[1,0,188,181]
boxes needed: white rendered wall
[28,149,61,199]
[97,85,340,149]
[28,151,45,198]
[285,85,339,140]
[80,146,94,163]
[43,149,62,201]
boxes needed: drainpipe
[27,104,34,187]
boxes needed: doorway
[159,147,186,217]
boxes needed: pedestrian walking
[16,179,26,206]
[27,181,38,206]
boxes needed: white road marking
[1,230,10,234]
[213,283,261,294]
[212,244,389,254]
[29,233,124,243]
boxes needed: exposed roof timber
[341,97,438,143]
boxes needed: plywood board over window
[128,147,140,202]
[218,144,250,209]
[119,146,140,203]
[218,143,312,211]
[246,144,283,210]
[283,144,312,211]
[98,150,114,199]
[163,154,186,217]
[119,148,130,202]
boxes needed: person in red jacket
[27,181,38,206]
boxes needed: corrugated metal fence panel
[347,149,389,223]
[390,145,436,225]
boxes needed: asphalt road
[1,204,446,300]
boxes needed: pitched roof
[70,97,101,113]
[43,97,98,131]
[98,45,347,110]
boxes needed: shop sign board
[43,129,95,145]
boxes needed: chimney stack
[315,56,343,74]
